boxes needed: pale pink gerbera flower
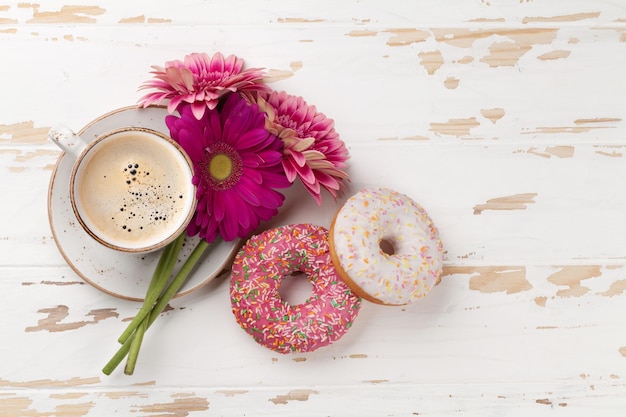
[257,91,349,205]
[138,52,270,120]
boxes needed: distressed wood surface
[1,1,626,415]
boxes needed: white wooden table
[2,1,626,415]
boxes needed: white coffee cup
[50,125,196,253]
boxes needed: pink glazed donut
[230,223,361,354]
[329,187,443,305]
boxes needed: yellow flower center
[199,142,243,191]
[209,154,232,181]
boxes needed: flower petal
[219,192,242,240]
[235,177,262,206]
[212,191,226,222]
[191,101,207,119]
[287,148,307,167]
[293,161,317,185]
[282,160,298,183]
[209,52,226,76]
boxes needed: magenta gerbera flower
[139,52,271,120]
[166,94,290,242]
[257,91,349,205]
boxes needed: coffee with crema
[72,128,195,251]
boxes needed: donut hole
[278,271,314,306]
[379,238,395,255]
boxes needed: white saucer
[47,106,241,301]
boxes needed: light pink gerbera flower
[166,94,290,242]
[139,52,270,120]
[257,91,349,205]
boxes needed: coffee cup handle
[48,125,89,158]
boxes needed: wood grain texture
[1,0,626,415]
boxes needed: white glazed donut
[329,187,443,305]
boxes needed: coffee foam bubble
[73,129,195,250]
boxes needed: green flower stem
[124,312,148,375]
[118,233,185,345]
[102,331,133,375]
[148,239,209,321]
[123,239,209,375]
[102,238,210,376]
